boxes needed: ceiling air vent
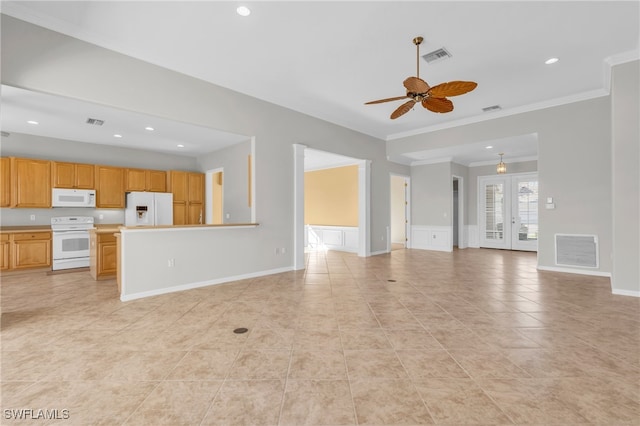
[422,47,452,64]
[86,118,105,126]
[482,105,502,112]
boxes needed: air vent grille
[555,234,598,268]
[86,118,105,126]
[422,47,452,64]
[482,105,502,112]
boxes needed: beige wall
[305,166,358,226]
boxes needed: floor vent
[555,234,598,268]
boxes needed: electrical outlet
[168,258,175,267]
[281,248,286,254]
[30,214,36,221]
[99,214,104,220]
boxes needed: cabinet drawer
[12,232,51,241]
[98,233,117,244]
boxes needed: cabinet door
[74,163,95,189]
[173,202,187,225]
[12,237,51,269]
[52,162,76,188]
[146,170,167,192]
[96,165,125,208]
[187,202,203,225]
[99,243,117,276]
[125,168,147,192]
[11,158,52,208]
[188,173,204,203]
[0,158,10,207]
[168,171,188,202]
[0,235,10,270]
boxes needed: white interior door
[479,173,538,251]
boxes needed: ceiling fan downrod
[413,36,423,79]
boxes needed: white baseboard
[537,265,611,277]
[611,288,640,297]
[370,249,390,256]
[121,266,293,301]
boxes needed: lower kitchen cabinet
[90,230,118,280]
[9,231,52,270]
[0,234,10,270]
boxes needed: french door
[479,173,538,251]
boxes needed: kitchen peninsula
[112,223,264,301]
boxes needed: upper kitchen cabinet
[0,157,10,207]
[52,161,95,189]
[10,157,52,208]
[95,165,125,208]
[166,171,205,224]
[125,168,166,192]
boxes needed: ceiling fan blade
[390,99,417,119]
[429,81,477,98]
[403,76,430,94]
[422,97,454,113]
[364,95,408,105]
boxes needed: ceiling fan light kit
[365,36,477,119]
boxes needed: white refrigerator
[125,192,173,226]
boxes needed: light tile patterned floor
[1,248,639,425]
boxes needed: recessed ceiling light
[177,144,185,148]
[545,57,559,65]
[113,134,123,138]
[27,120,39,125]
[145,126,154,131]
[236,5,251,16]
[485,146,493,149]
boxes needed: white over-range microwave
[52,188,96,208]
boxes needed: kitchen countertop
[0,225,52,232]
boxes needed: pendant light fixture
[496,153,507,174]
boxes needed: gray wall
[411,162,452,227]
[390,95,613,274]
[1,15,407,274]
[611,60,640,294]
[199,139,252,224]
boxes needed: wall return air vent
[555,234,599,268]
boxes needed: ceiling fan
[365,36,477,119]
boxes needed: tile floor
[1,248,639,425]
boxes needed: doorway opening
[205,168,223,224]
[390,174,410,250]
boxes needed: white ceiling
[1,1,638,166]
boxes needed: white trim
[611,288,640,298]
[250,136,256,223]
[389,173,411,249]
[120,266,294,302]
[370,249,389,256]
[468,155,538,168]
[293,143,307,270]
[358,160,371,257]
[410,157,453,166]
[306,225,359,253]
[537,265,611,278]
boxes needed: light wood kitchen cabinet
[95,165,125,208]
[90,230,117,280]
[10,157,52,208]
[0,157,10,207]
[0,234,10,271]
[10,231,52,270]
[52,161,95,189]
[167,171,204,224]
[125,168,166,192]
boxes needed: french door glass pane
[517,181,538,241]
[485,183,504,240]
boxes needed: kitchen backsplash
[0,208,125,226]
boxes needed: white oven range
[51,216,94,271]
